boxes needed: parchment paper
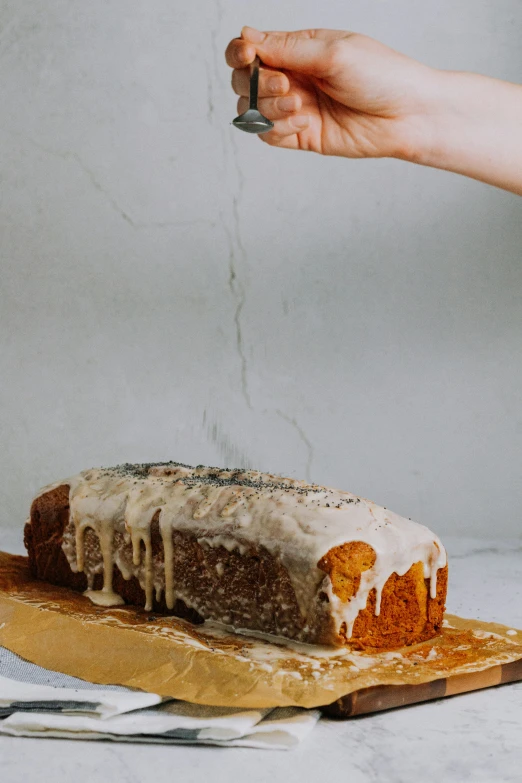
[1,552,521,709]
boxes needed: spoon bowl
[232,108,274,134]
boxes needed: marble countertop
[1,534,521,783]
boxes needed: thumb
[241,27,335,77]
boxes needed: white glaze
[38,462,447,637]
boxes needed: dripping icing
[52,462,447,638]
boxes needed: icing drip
[130,528,154,611]
[76,514,124,607]
[49,461,447,638]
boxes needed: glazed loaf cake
[24,462,448,649]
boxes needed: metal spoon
[232,56,274,134]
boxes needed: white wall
[1,1,521,539]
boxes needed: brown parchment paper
[1,552,521,709]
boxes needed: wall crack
[276,410,315,482]
[16,134,212,231]
[207,0,252,410]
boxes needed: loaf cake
[24,462,448,649]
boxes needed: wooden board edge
[321,658,522,718]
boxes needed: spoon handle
[249,56,260,110]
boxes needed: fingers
[226,27,346,78]
[240,26,339,77]
[226,30,311,150]
[258,114,311,147]
[225,27,333,68]
[231,67,290,98]
[236,93,302,121]
[225,37,256,69]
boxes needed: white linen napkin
[0,646,320,749]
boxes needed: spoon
[232,56,274,134]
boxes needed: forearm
[413,70,522,195]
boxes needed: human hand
[225,27,442,161]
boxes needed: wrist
[410,70,480,170]
[390,67,458,167]
[396,69,522,194]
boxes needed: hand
[225,27,441,160]
[226,27,522,195]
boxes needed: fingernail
[278,96,297,112]
[291,115,310,129]
[242,26,266,43]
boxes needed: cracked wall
[1,1,522,538]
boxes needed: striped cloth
[0,646,319,749]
